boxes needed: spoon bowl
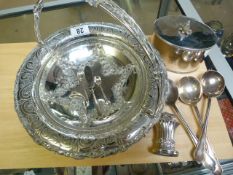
[178,76,202,105]
[166,79,223,174]
[165,79,197,145]
[178,76,203,124]
[195,70,225,173]
[201,70,225,97]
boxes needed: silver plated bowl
[14,0,167,159]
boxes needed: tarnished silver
[195,71,225,165]
[165,79,223,175]
[14,0,167,159]
[156,112,179,157]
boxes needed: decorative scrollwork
[15,0,167,160]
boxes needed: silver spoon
[94,76,111,105]
[166,79,222,175]
[165,79,199,145]
[94,76,111,116]
[195,70,225,164]
[178,76,202,123]
[178,76,222,173]
[84,66,102,116]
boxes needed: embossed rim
[14,22,167,159]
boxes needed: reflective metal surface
[178,76,202,105]
[201,70,225,98]
[178,76,202,124]
[154,15,217,49]
[153,15,217,73]
[165,79,223,175]
[165,79,179,106]
[165,79,197,146]
[14,0,167,159]
[195,70,225,169]
[177,76,223,174]
[156,112,179,157]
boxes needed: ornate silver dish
[14,0,167,159]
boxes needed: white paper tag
[70,25,90,37]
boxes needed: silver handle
[33,0,165,74]
[33,0,44,45]
[171,104,222,174]
[195,99,211,162]
[33,0,167,114]
[194,104,223,174]
[172,104,198,145]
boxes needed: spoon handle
[194,104,220,160]
[194,105,203,124]
[172,104,198,145]
[94,76,110,104]
[171,104,222,174]
[204,98,211,130]
[195,98,211,161]
[91,89,102,116]
[195,99,222,174]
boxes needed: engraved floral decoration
[14,0,167,159]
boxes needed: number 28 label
[70,25,90,36]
